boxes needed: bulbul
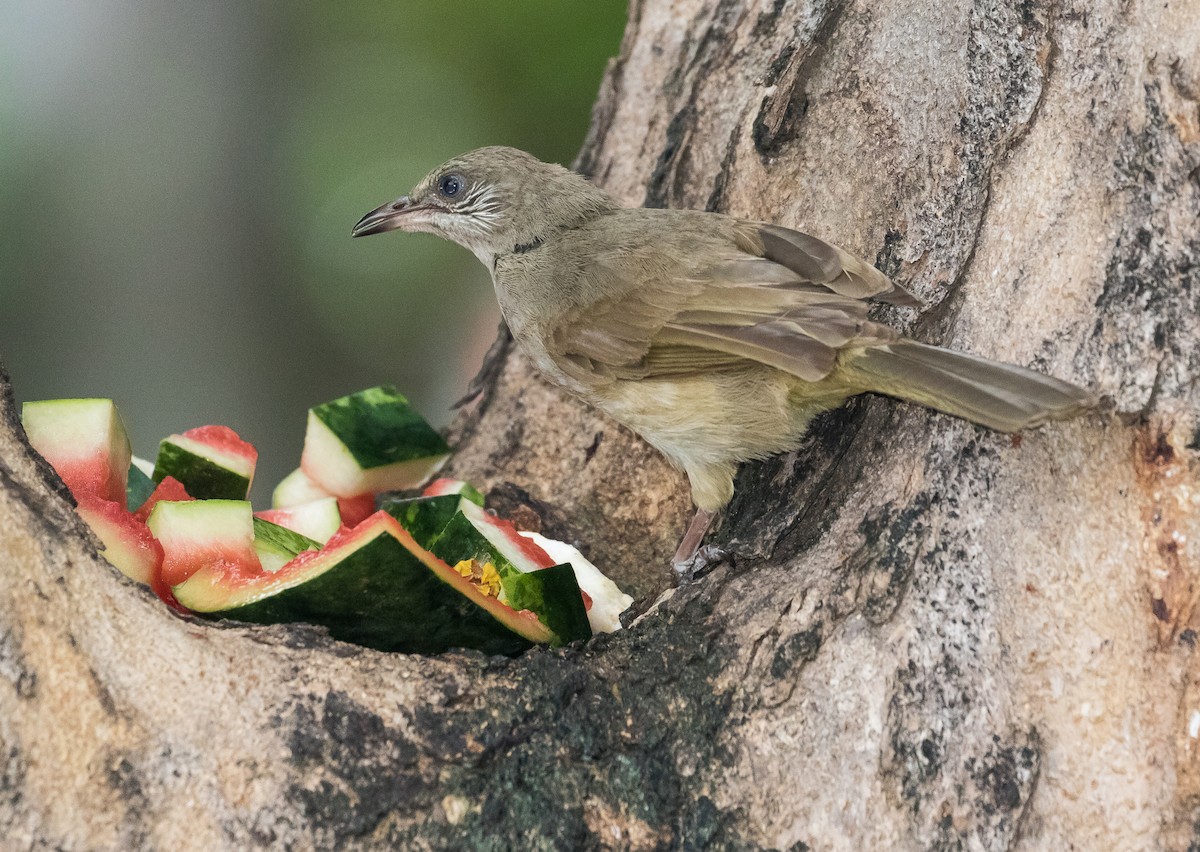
[353,146,1094,574]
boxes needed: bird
[352,146,1094,577]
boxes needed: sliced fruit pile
[21,386,632,654]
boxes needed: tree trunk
[2,0,1199,848]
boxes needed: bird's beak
[351,196,424,237]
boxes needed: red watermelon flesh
[133,476,192,524]
[76,495,162,585]
[336,493,376,528]
[180,425,258,465]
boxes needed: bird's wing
[549,220,917,384]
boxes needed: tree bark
[2,0,1199,848]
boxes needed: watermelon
[501,564,592,646]
[172,511,562,654]
[76,495,163,586]
[253,517,320,573]
[154,425,257,500]
[255,497,341,544]
[422,478,485,506]
[272,467,376,528]
[456,499,556,573]
[300,386,449,498]
[381,493,463,547]
[22,398,132,506]
[520,531,632,634]
[424,502,591,644]
[147,499,261,588]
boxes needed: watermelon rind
[253,517,320,573]
[300,386,450,497]
[22,398,132,506]
[520,532,632,634]
[424,507,592,643]
[502,564,591,644]
[126,463,156,512]
[147,499,259,587]
[173,513,555,655]
[154,434,254,500]
[381,494,463,548]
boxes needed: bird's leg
[671,508,727,584]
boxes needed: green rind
[181,526,540,655]
[428,511,589,645]
[502,563,592,645]
[253,517,320,573]
[381,494,463,548]
[427,511,519,577]
[126,464,156,511]
[253,517,319,554]
[154,441,251,499]
[311,385,449,469]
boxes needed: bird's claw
[671,544,729,586]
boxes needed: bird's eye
[437,174,465,199]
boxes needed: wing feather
[547,215,918,384]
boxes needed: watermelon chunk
[253,517,320,573]
[154,425,257,500]
[300,386,449,498]
[76,495,163,586]
[147,499,261,588]
[272,467,375,528]
[520,531,632,634]
[423,503,591,644]
[173,512,562,654]
[502,564,591,646]
[255,497,341,544]
[22,398,132,506]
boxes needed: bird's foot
[671,544,729,586]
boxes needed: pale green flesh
[272,467,331,508]
[147,499,255,549]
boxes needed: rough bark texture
[2,0,1199,849]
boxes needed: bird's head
[352,146,615,265]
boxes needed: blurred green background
[0,0,626,497]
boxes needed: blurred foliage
[0,0,626,495]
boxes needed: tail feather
[847,341,1095,432]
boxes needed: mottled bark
[2,0,1199,849]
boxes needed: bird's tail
[843,340,1096,432]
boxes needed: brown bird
[353,147,1093,577]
